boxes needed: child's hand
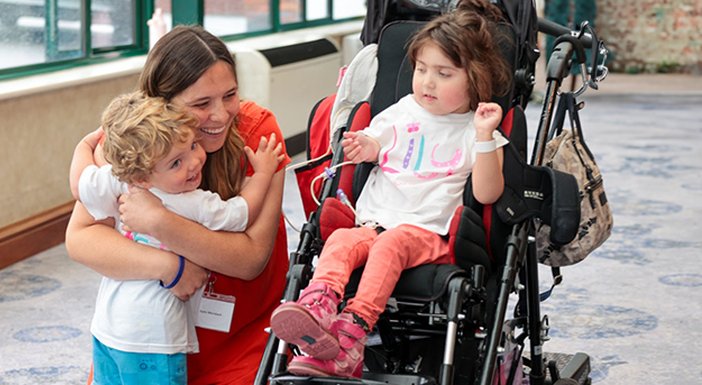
[473,102,503,139]
[244,133,284,176]
[342,131,380,163]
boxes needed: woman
[66,25,291,385]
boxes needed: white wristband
[474,139,497,153]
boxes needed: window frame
[0,0,364,81]
[0,0,151,80]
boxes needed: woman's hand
[94,140,108,167]
[117,186,209,300]
[69,127,106,200]
[118,185,168,234]
[169,258,209,300]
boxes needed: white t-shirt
[355,94,508,235]
[78,164,248,354]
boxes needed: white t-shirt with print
[79,164,248,354]
[355,94,508,235]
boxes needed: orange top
[187,101,291,385]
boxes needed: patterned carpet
[1,92,701,384]
[525,93,702,384]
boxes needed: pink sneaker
[287,312,368,378]
[271,282,341,359]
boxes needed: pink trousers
[311,224,450,329]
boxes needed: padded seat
[347,263,467,303]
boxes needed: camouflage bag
[536,92,613,266]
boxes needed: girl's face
[144,131,207,194]
[412,42,471,115]
[172,60,240,153]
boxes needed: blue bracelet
[161,255,185,289]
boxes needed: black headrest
[371,19,519,119]
[371,21,424,117]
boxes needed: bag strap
[564,92,598,162]
[548,93,567,140]
[539,267,563,301]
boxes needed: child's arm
[69,128,104,200]
[342,131,381,163]
[239,133,285,225]
[471,102,505,205]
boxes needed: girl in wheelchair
[271,6,512,379]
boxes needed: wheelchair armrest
[494,165,580,246]
[319,197,356,241]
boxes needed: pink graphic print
[414,144,462,179]
[403,122,420,168]
[124,230,167,250]
[379,125,400,173]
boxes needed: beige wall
[0,75,138,228]
[0,22,362,231]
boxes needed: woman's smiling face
[172,60,240,153]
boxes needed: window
[280,0,303,25]
[204,0,271,36]
[305,0,328,22]
[0,0,365,79]
[0,0,142,74]
[333,0,366,19]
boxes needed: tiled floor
[1,88,702,384]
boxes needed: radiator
[235,38,342,145]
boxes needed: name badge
[195,289,235,333]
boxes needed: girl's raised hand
[474,102,503,138]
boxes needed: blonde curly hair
[101,91,198,184]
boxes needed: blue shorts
[92,336,187,385]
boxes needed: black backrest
[362,0,538,107]
[369,21,421,117]
[353,21,424,199]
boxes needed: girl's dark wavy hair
[408,3,513,112]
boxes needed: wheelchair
[256,2,609,385]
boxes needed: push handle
[538,17,593,48]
